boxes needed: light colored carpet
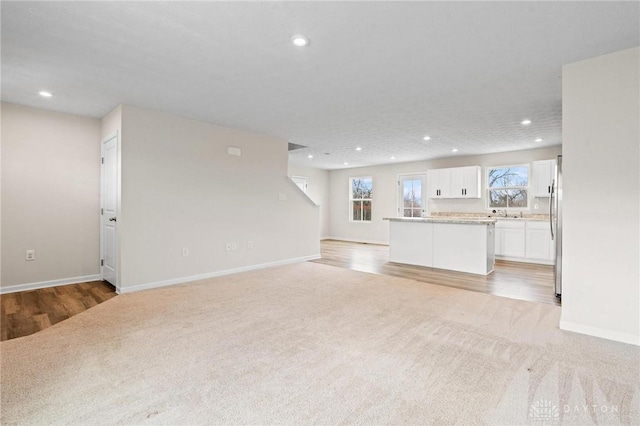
[1,262,638,425]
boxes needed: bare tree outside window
[487,166,529,208]
[403,178,422,217]
[350,177,373,221]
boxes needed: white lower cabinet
[495,220,554,264]
[525,221,555,261]
[498,221,526,258]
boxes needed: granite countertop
[383,217,497,225]
[430,212,550,222]
[489,216,547,221]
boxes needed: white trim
[495,255,554,265]
[0,274,102,294]
[560,320,640,346]
[115,254,320,294]
[323,237,389,246]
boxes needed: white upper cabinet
[427,168,451,198]
[532,159,556,198]
[428,166,480,199]
[454,166,481,198]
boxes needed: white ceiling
[2,2,638,170]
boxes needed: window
[487,165,529,208]
[398,174,426,218]
[350,177,372,221]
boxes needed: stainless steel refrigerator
[551,155,563,298]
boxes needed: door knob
[109,217,117,222]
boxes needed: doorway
[101,133,118,286]
[397,173,427,218]
[291,175,308,194]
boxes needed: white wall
[1,103,101,289]
[117,105,320,291]
[327,146,561,244]
[287,164,330,239]
[561,47,639,345]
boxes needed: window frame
[349,176,373,222]
[485,164,530,210]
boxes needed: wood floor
[312,239,559,306]
[1,281,117,341]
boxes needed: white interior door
[398,173,427,217]
[101,134,118,286]
[291,175,308,194]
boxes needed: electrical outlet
[534,203,539,210]
[226,243,232,251]
[25,249,35,261]
[231,242,237,251]
[182,247,189,257]
[247,240,253,249]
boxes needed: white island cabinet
[384,217,496,275]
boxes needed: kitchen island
[383,217,497,275]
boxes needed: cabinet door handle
[462,189,464,195]
[548,185,551,193]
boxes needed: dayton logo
[529,399,559,425]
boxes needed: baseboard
[323,237,389,246]
[559,320,640,346]
[495,255,554,266]
[116,254,321,294]
[0,274,102,295]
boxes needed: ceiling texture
[2,1,639,169]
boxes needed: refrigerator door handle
[549,179,555,240]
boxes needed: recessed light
[535,138,543,142]
[452,148,459,152]
[355,147,362,151]
[343,162,349,166]
[307,154,313,159]
[39,91,53,98]
[423,135,431,141]
[390,156,395,160]
[521,119,532,125]
[292,35,309,47]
